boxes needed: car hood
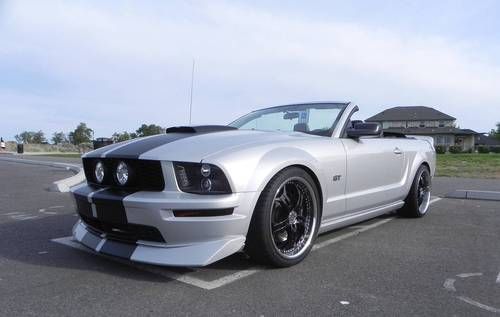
[85,129,320,162]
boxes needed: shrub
[435,145,446,154]
[477,146,490,154]
[490,147,500,153]
[448,145,463,154]
[77,142,93,153]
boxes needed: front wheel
[398,165,431,218]
[245,167,321,267]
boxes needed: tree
[136,124,164,137]
[490,122,500,140]
[32,130,46,143]
[69,122,93,145]
[15,131,34,143]
[112,131,132,142]
[14,131,45,143]
[52,132,68,144]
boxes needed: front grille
[83,158,164,191]
[81,215,165,243]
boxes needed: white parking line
[430,197,442,204]
[11,214,39,221]
[457,272,482,278]
[457,296,500,314]
[313,218,394,251]
[48,206,65,209]
[444,272,500,313]
[51,236,262,290]
[443,278,456,292]
[3,212,21,215]
[51,197,444,290]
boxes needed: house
[365,106,476,151]
[475,134,500,149]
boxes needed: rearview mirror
[346,122,382,138]
[283,112,300,120]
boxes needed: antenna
[189,59,195,125]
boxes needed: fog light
[95,161,105,183]
[201,178,212,191]
[116,161,129,186]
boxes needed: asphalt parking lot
[0,157,499,316]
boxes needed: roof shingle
[366,106,456,122]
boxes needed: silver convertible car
[71,102,435,267]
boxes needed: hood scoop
[166,125,237,134]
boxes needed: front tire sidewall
[246,167,321,267]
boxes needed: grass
[436,153,500,179]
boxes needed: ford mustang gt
[71,102,435,267]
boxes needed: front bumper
[71,183,258,266]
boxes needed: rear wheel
[399,165,431,218]
[245,167,321,267]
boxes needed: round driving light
[201,178,212,192]
[95,161,105,183]
[200,164,211,177]
[116,161,129,186]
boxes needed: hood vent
[166,125,237,134]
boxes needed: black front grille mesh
[81,215,165,243]
[83,158,165,191]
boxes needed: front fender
[203,145,323,194]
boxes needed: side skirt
[318,200,404,234]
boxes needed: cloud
[0,0,499,139]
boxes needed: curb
[0,157,85,192]
[446,189,500,201]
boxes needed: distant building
[475,134,500,149]
[366,106,476,151]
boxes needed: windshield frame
[229,102,349,137]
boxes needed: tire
[398,165,431,218]
[245,167,321,267]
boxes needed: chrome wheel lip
[269,176,317,260]
[417,171,431,214]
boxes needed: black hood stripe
[85,142,126,157]
[104,133,193,159]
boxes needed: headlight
[94,161,105,183]
[173,162,231,194]
[115,161,129,186]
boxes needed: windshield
[229,103,347,137]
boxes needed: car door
[341,137,406,213]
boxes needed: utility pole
[189,59,195,125]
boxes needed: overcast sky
[1,0,499,140]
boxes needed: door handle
[393,147,403,155]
